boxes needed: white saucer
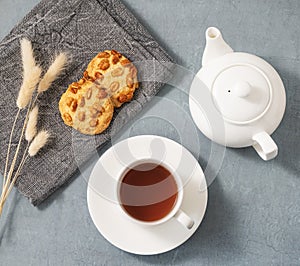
[87,135,208,255]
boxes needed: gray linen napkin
[0,0,174,205]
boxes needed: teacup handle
[174,209,194,230]
[252,131,278,161]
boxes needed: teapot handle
[252,132,278,161]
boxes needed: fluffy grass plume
[19,38,36,69]
[28,130,50,157]
[17,38,41,109]
[25,105,39,142]
[37,53,68,94]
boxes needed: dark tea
[119,163,178,222]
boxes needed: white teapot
[189,27,286,161]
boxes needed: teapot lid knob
[232,81,251,98]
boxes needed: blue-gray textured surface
[0,0,299,265]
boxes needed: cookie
[59,50,138,135]
[85,50,139,108]
[59,79,114,135]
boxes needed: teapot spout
[202,27,233,66]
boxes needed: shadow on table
[269,58,300,178]
[232,68,300,178]
[127,177,240,264]
[273,106,300,178]
[0,190,21,246]
[36,169,81,211]
[120,0,181,67]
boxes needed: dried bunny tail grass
[28,130,50,157]
[20,38,36,70]
[17,38,41,109]
[25,105,39,142]
[37,53,68,94]
[17,65,42,109]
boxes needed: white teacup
[116,159,194,229]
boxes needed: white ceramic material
[189,27,286,161]
[117,158,194,229]
[87,135,208,255]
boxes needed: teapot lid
[212,64,272,124]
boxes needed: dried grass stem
[3,109,20,190]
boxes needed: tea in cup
[117,159,194,229]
